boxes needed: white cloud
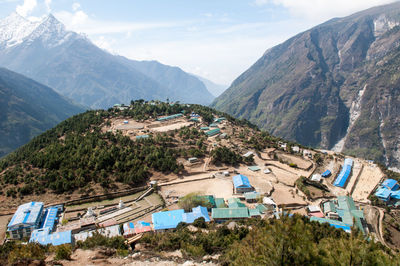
[255,0,398,22]
[254,0,269,6]
[72,2,80,12]
[54,10,181,35]
[16,0,37,17]
[44,0,51,12]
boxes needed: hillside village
[1,101,400,264]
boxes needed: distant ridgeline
[0,101,278,198]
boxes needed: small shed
[263,168,271,174]
[308,205,322,213]
[243,151,254,158]
[248,166,261,172]
[136,135,149,140]
[311,174,322,182]
[321,170,331,178]
[263,197,277,208]
[292,146,300,153]
[188,157,198,163]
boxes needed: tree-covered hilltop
[138,215,398,265]
[0,101,262,197]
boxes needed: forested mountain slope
[0,67,84,157]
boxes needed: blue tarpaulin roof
[182,206,210,223]
[310,217,351,233]
[321,170,331,177]
[333,158,353,187]
[390,190,400,200]
[375,187,391,201]
[30,228,72,246]
[382,179,399,190]
[152,209,185,230]
[233,174,251,188]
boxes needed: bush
[55,244,72,260]
[193,217,207,228]
[76,232,128,250]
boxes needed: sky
[0,0,398,85]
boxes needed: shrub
[193,217,207,228]
[55,244,72,260]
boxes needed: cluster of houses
[308,196,367,234]
[375,178,400,206]
[8,172,376,248]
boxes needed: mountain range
[0,67,84,157]
[0,12,215,109]
[212,2,400,170]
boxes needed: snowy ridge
[0,12,76,49]
[0,12,40,48]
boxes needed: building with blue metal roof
[152,209,185,230]
[182,206,211,224]
[382,179,399,190]
[233,174,253,193]
[321,170,331,177]
[30,228,72,246]
[375,178,400,202]
[8,202,44,239]
[310,217,351,233]
[333,158,353,188]
[40,207,58,231]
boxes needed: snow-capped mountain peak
[0,12,40,47]
[0,12,76,49]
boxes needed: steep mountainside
[0,67,84,157]
[0,13,214,109]
[212,2,400,169]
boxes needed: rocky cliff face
[212,2,400,169]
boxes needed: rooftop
[30,228,72,246]
[233,174,251,188]
[211,208,250,219]
[152,209,185,230]
[8,202,44,229]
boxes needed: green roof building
[244,191,261,202]
[196,195,216,210]
[211,208,250,221]
[336,196,365,234]
[205,128,221,137]
[249,208,261,217]
[227,198,246,208]
[215,198,226,208]
[255,204,269,213]
[248,166,261,171]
